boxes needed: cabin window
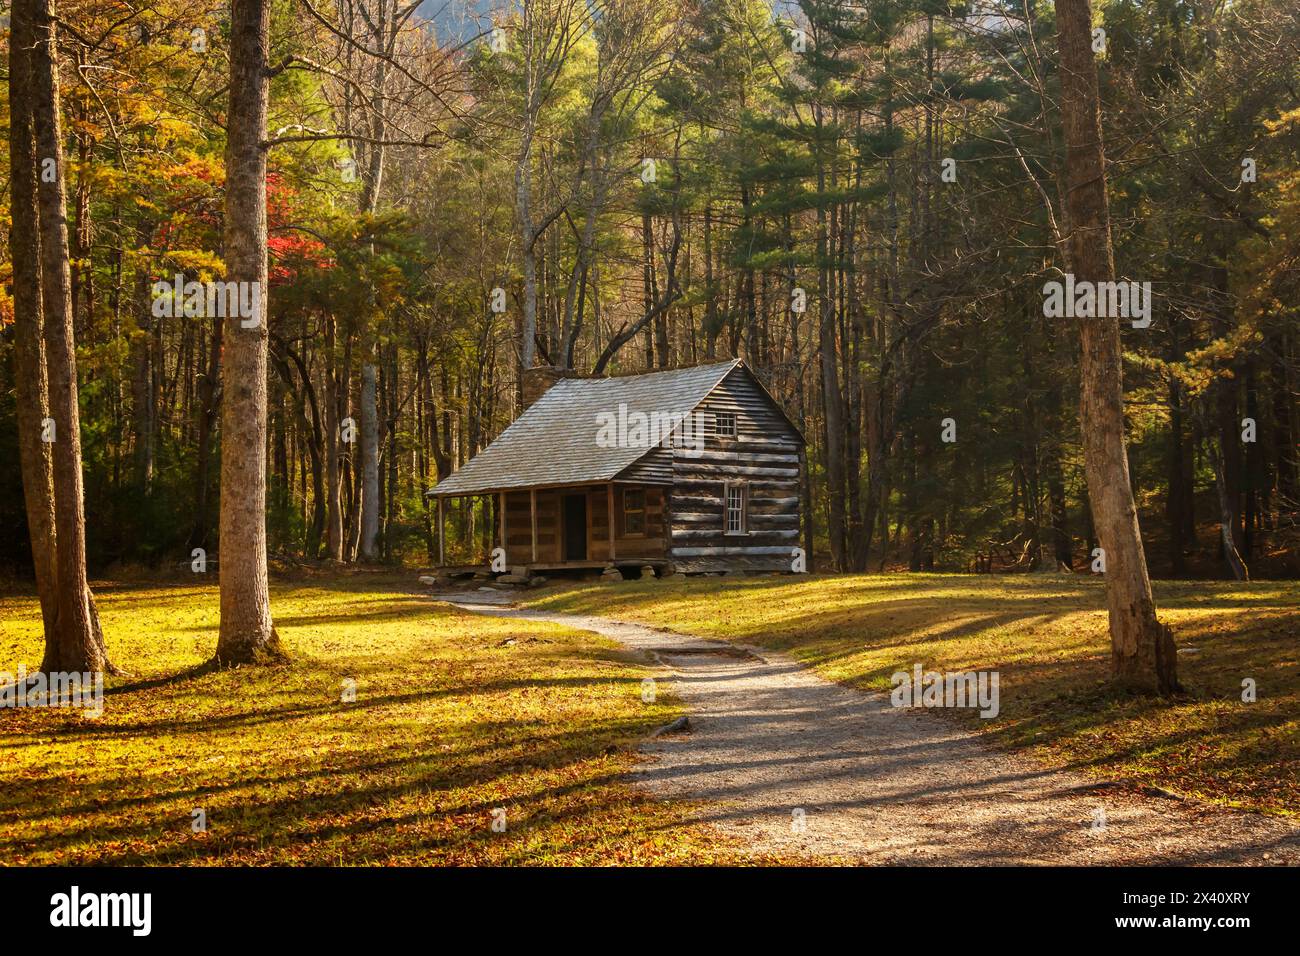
[622,488,646,536]
[724,483,747,534]
[715,411,737,438]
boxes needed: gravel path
[440,596,1299,865]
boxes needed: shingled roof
[427,360,743,497]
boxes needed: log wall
[667,368,804,573]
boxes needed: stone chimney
[521,365,578,408]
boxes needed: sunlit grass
[0,575,764,865]
[528,573,1300,816]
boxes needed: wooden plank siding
[502,485,666,567]
[667,367,804,573]
[616,445,674,484]
[504,489,558,564]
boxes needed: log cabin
[425,359,806,576]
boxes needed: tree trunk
[30,0,115,674]
[382,342,399,559]
[324,312,344,561]
[516,122,539,372]
[359,359,380,559]
[214,0,284,665]
[1044,376,1072,569]
[354,11,390,566]
[71,123,94,333]
[187,316,222,551]
[1274,333,1298,518]
[271,335,325,555]
[8,0,58,643]
[1215,370,1246,577]
[1243,364,1259,558]
[1209,440,1249,581]
[1165,365,1192,576]
[131,219,155,495]
[1055,0,1177,694]
[815,104,847,571]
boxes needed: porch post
[437,496,445,566]
[530,489,538,564]
[607,482,616,561]
[499,491,507,562]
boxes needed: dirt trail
[442,595,1299,865]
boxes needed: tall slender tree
[324,312,345,561]
[214,0,285,665]
[8,0,59,648]
[1054,0,1178,694]
[26,0,116,673]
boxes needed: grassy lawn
[0,575,758,865]
[528,574,1300,817]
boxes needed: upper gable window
[715,411,737,438]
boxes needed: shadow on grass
[0,709,669,864]
[531,573,1300,814]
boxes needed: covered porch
[428,482,669,574]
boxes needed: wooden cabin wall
[503,490,558,565]
[589,487,610,560]
[502,485,667,566]
[618,446,673,483]
[590,486,668,562]
[668,368,803,573]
